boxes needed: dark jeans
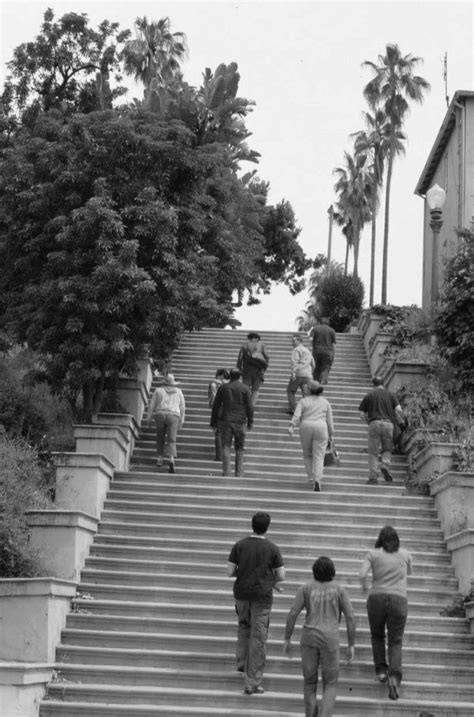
[313,351,334,384]
[220,421,246,476]
[367,592,408,683]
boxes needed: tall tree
[352,109,405,306]
[333,152,372,278]
[121,16,187,89]
[2,8,129,117]
[363,44,430,304]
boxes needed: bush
[316,272,364,332]
[0,435,53,577]
[0,352,74,451]
[435,227,474,395]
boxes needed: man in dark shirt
[211,368,253,477]
[309,318,336,384]
[236,332,269,407]
[227,512,285,694]
[359,376,404,484]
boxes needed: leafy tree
[333,151,372,278]
[2,8,129,118]
[363,44,430,304]
[0,109,307,418]
[435,226,474,395]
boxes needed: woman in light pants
[289,381,334,491]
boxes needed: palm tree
[363,44,430,304]
[121,16,187,89]
[352,109,405,306]
[333,151,372,278]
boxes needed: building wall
[421,97,474,310]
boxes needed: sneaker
[156,458,163,467]
[376,671,388,683]
[313,482,321,492]
[168,461,175,474]
[381,466,394,482]
[388,676,399,700]
[244,686,264,695]
[366,478,379,485]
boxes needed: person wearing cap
[237,332,269,407]
[146,373,185,473]
[288,380,334,491]
[287,334,315,415]
[358,377,404,485]
[228,512,285,695]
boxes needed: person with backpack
[237,332,269,407]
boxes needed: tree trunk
[381,145,394,305]
[369,192,377,306]
[344,242,350,276]
[353,233,359,278]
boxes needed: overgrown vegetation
[0,436,53,577]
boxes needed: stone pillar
[446,529,474,595]
[73,424,128,471]
[0,662,53,717]
[115,377,149,426]
[430,471,474,538]
[26,511,98,582]
[0,578,76,662]
[92,413,139,468]
[53,452,114,518]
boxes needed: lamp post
[327,205,334,266]
[426,184,446,306]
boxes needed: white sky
[1,0,473,330]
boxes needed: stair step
[39,329,474,716]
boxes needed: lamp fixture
[426,184,446,211]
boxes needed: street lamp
[426,183,446,306]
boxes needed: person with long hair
[359,526,413,700]
[288,380,334,491]
[284,556,356,717]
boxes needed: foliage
[0,435,53,577]
[121,16,187,89]
[1,8,129,120]
[435,226,474,395]
[0,352,74,450]
[333,151,372,277]
[299,262,364,332]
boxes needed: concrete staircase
[40,329,474,716]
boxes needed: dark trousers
[367,592,408,683]
[235,599,271,691]
[220,421,246,476]
[313,351,334,384]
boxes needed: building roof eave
[414,90,474,198]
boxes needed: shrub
[308,270,364,332]
[435,227,474,395]
[0,353,74,451]
[0,435,53,577]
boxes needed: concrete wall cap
[73,424,128,441]
[52,452,115,472]
[430,471,474,495]
[25,510,98,532]
[0,577,76,597]
[446,528,474,549]
[0,663,54,684]
[94,413,140,437]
